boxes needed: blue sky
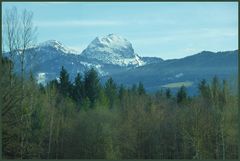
[2,2,238,59]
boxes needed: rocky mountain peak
[38,40,78,54]
[81,34,144,66]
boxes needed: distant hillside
[3,34,238,95]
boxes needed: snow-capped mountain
[3,34,237,94]
[37,40,79,55]
[81,34,145,66]
[4,34,154,85]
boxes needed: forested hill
[103,50,238,94]
[1,54,238,159]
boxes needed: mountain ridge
[3,34,238,94]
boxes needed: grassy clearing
[162,81,193,88]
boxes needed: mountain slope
[3,34,237,94]
[107,50,238,94]
[4,35,152,84]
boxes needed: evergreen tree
[118,84,127,111]
[199,79,207,95]
[137,82,146,95]
[84,68,100,108]
[198,80,211,97]
[105,77,117,109]
[177,86,187,104]
[211,76,220,106]
[59,66,71,97]
[131,84,137,94]
[39,83,45,93]
[165,88,171,99]
[198,79,212,106]
[73,73,84,108]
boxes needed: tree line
[1,54,238,159]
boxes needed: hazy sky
[2,2,238,59]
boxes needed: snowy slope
[81,34,146,66]
[38,40,79,55]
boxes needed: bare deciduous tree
[3,7,19,84]
[18,9,37,85]
[3,7,37,159]
[3,7,37,85]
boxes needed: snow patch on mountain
[38,40,79,54]
[80,61,108,76]
[175,73,184,78]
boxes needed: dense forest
[0,53,238,159]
